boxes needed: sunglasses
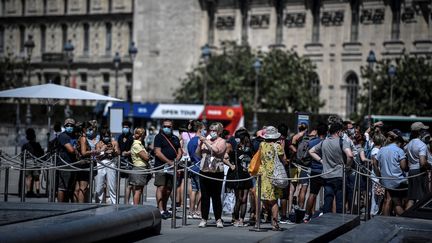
[65,124,74,127]
[163,125,172,128]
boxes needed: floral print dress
[258,141,284,201]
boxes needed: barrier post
[342,163,346,215]
[351,164,358,215]
[51,153,58,202]
[171,160,178,229]
[182,159,188,226]
[4,167,9,202]
[365,162,370,221]
[116,156,121,204]
[89,159,94,203]
[250,175,267,232]
[20,150,27,202]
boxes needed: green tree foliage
[175,42,323,113]
[0,52,26,90]
[360,54,432,116]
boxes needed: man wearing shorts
[57,118,79,202]
[154,119,182,219]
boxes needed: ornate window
[19,25,25,53]
[40,25,46,53]
[311,73,320,113]
[83,23,89,55]
[61,24,68,47]
[311,0,321,43]
[346,73,359,116]
[390,0,401,40]
[350,0,359,42]
[105,23,112,54]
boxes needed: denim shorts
[190,173,200,191]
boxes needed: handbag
[200,153,222,173]
[248,147,261,176]
[222,191,236,214]
[271,143,289,188]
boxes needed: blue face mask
[201,129,207,137]
[102,136,111,143]
[162,127,172,135]
[65,126,74,134]
[86,130,94,137]
[122,127,130,134]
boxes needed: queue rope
[95,160,172,175]
[267,165,342,181]
[351,163,427,180]
[186,167,255,182]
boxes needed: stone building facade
[134,0,432,118]
[0,0,134,104]
[1,0,431,119]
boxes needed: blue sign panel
[133,103,158,118]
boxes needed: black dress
[226,145,253,190]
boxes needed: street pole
[388,65,396,115]
[24,35,35,128]
[63,40,74,118]
[366,50,376,126]
[201,44,211,124]
[252,58,261,132]
[128,42,138,123]
[113,52,121,98]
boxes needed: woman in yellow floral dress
[258,126,287,231]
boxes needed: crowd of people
[18,116,432,230]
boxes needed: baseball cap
[64,118,76,126]
[411,122,429,131]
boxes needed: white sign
[151,104,204,119]
[109,108,123,134]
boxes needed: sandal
[272,223,281,231]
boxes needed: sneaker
[303,214,311,223]
[161,211,172,220]
[312,211,323,219]
[187,212,194,219]
[198,219,207,228]
[279,216,289,224]
[216,219,224,228]
[193,212,201,219]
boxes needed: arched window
[350,0,359,42]
[346,72,359,116]
[311,73,320,113]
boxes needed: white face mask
[210,131,218,140]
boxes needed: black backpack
[47,136,61,155]
[296,137,312,166]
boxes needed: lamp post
[252,57,262,132]
[24,35,35,127]
[128,42,138,102]
[201,44,211,123]
[388,65,396,115]
[113,52,121,98]
[366,50,376,124]
[63,39,74,118]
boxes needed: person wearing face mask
[117,120,134,204]
[56,118,79,202]
[153,119,182,219]
[74,121,97,203]
[129,128,151,205]
[196,122,228,228]
[309,122,353,214]
[95,126,120,204]
[187,120,205,219]
[225,128,253,227]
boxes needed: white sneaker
[199,219,207,228]
[216,219,224,228]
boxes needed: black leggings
[200,171,224,221]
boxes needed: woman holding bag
[196,122,227,228]
[257,126,287,231]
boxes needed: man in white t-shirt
[405,122,431,209]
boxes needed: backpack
[47,136,61,155]
[296,136,312,166]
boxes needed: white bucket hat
[263,126,281,140]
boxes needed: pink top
[200,137,227,159]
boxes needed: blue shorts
[299,170,310,185]
[190,173,200,191]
